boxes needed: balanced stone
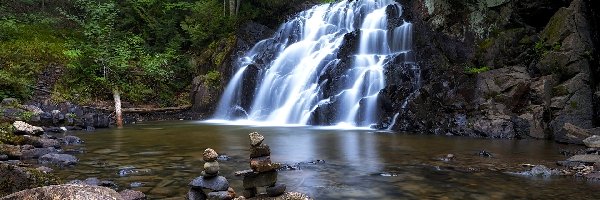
[189,176,230,191]
[241,188,257,198]
[207,191,233,200]
[242,170,277,189]
[266,184,286,197]
[249,132,264,146]
[249,145,271,158]
[250,156,279,172]
[204,161,220,175]
[187,188,207,200]
[203,148,219,162]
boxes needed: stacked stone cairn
[188,148,236,200]
[234,132,286,198]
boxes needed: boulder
[249,145,271,158]
[0,184,123,200]
[266,184,286,197]
[0,163,61,197]
[21,136,60,148]
[203,148,218,162]
[119,189,146,200]
[189,176,229,191]
[556,123,591,144]
[242,170,277,189]
[567,154,600,164]
[12,121,44,136]
[583,135,600,148]
[38,153,78,167]
[21,147,60,159]
[204,161,220,175]
[249,132,264,146]
[250,156,279,172]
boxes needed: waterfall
[213,0,417,128]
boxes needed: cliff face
[390,0,600,142]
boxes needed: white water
[214,0,416,128]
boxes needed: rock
[266,184,286,197]
[203,148,219,162]
[187,188,207,200]
[39,153,78,167]
[21,147,60,159]
[1,98,19,106]
[583,135,600,148]
[43,127,65,133]
[204,161,220,175]
[0,154,7,161]
[249,145,271,158]
[0,144,22,159]
[20,105,43,115]
[249,132,264,146]
[0,184,124,200]
[84,177,100,186]
[242,170,277,189]
[584,172,600,180]
[234,169,254,176]
[21,136,60,148]
[278,192,312,200]
[189,176,229,191]
[0,163,61,197]
[35,166,53,173]
[241,188,257,198]
[12,121,44,136]
[567,154,600,164]
[207,191,232,200]
[557,123,592,144]
[478,150,492,157]
[514,165,556,177]
[63,135,84,145]
[119,189,146,200]
[250,156,279,172]
[227,187,236,199]
[217,155,231,161]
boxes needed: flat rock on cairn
[249,132,264,146]
[187,148,235,200]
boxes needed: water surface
[55,121,600,199]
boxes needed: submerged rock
[119,189,146,200]
[512,165,557,177]
[62,135,84,145]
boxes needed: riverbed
[54,121,600,199]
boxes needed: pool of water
[53,121,600,199]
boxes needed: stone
[249,132,264,146]
[250,156,279,172]
[21,136,60,148]
[35,166,53,173]
[0,184,123,200]
[0,163,61,197]
[266,184,286,197]
[187,188,207,200]
[249,145,271,158]
[203,148,218,162]
[0,144,22,159]
[204,161,220,175]
[189,176,229,191]
[207,191,232,200]
[0,154,7,161]
[557,123,592,144]
[583,135,600,148]
[21,147,60,159]
[234,170,254,176]
[43,127,66,133]
[39,153,78,167]
[119,189,146,200]
[12,121,44,136]
[227,187,236,199]
[20,105,43,115]
[567,154,600,164]
[63,135,84,145]
[242,170,277,189]
[1,98,19,106]
[241,188,257,198]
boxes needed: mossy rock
[0,163,62,197]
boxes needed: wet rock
[217,155,231,161]
[21,147,60,159]
[241,188,257,198]
[119,189,146,200]
[242,170,277,189]
[39,153,78,167]
[130,182,143,188]
[249,132,264,146]
[204,161,220,176]
[0,163,61,197]
[557,123,592,144]
[35,166,53,173]
[100,180,118,188]
[20,105,43,115]
[22,136,60,148]
[62,135,84,145]
[250,156,279,172]
[567,154,600,164]
[187,188,207,200]
[0,154,7,161]
[514,165,557,177]
[227,187,236,199]
[0,144,22,159]
[234,169,254,176]
[43,126,65,133]
[84,177,101,186]
[249,145,271,158]
[478,150,493,157]
[584,172,600,180]
[266,184,286,197]
[583,135,600,148]
[203,148,218,162]
[0,184,123,200]
[13,121,44,136]
[207,191,232,200]
[189,176,229,191]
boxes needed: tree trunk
[113,88,123,128]
[229,0,236,16]
[236,0,241,15]
[223,0,226,16]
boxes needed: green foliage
[182,0,236,49]
[464,66,491,74]
[204,70,222,88]
[19,111,35,121]
[0,122,17,145]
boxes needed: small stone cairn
[234,132,286,198]
[188,148,236,200]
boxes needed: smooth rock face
[204,161,220,175]
[189,176,230,191]
[249,132,264,146]
[38,153,78,167]
[266,184,286,197]
[250,156,278,172]
[242,170,277,189]
[567,154,600,164]
[583,135,600,148]
[12,121,44,136]
[249,145,271,158]
[119,189,146,200]
[0,184,124,200]
[203,148,218,162]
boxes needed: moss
[552,85,569,96]
[479,38,495,50]
[203,70,222,89]
[569,101,578,109]
[541,8,569,44]
[465,66,491,74]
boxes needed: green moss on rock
[0,163,62,197]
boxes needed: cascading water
[213,0,418,128]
